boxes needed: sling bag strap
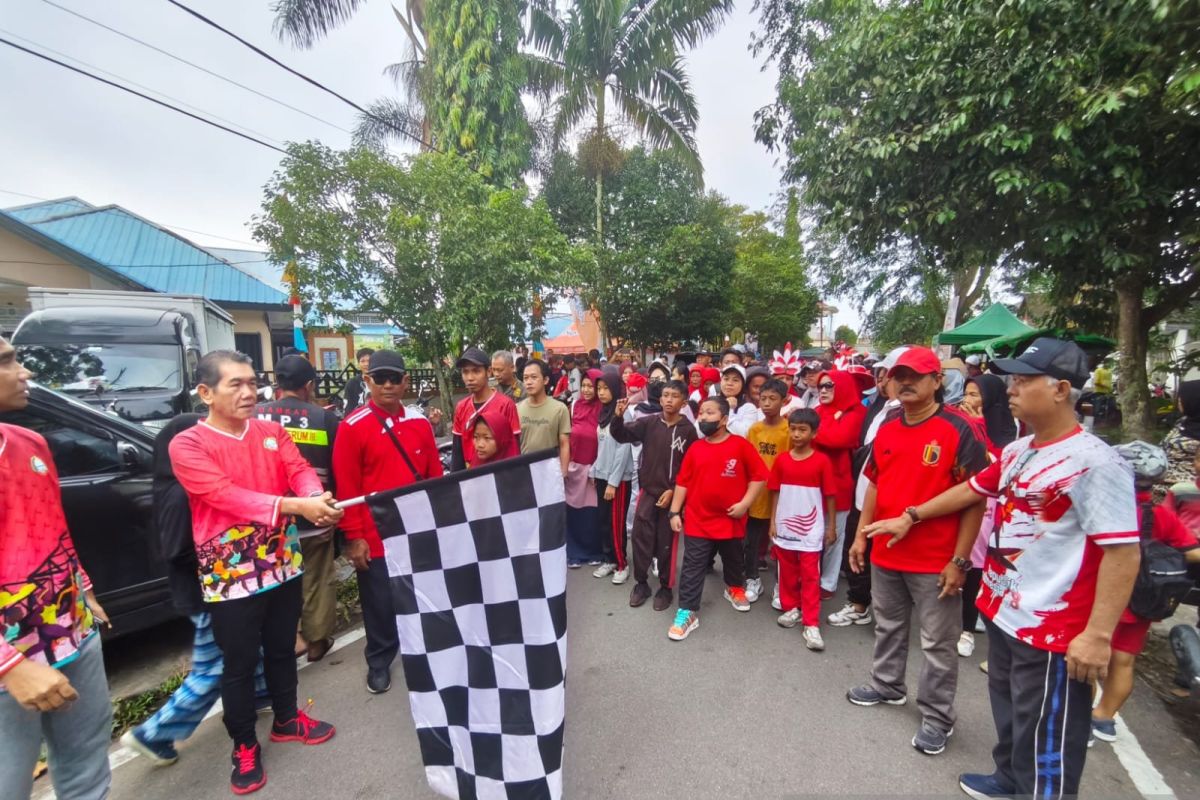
[371,408,423,482]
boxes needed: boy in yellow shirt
[744,379,792,603]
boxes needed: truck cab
[12,306,202,426]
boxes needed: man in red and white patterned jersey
[170,350,344,794]
[0,336,113,800]
[864,338,1140,800]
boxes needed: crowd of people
[4,330,1200,799]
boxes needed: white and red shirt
[969,428,1139,653]
[333,401,444,557]
[170,418,324,603]
[0,424,95,678]
[768,450,836,552]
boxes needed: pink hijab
[570,369,603,465]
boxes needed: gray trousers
[869,564,961,732]
[0,634,112,800]
[819,510,850,592]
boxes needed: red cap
[626,373,648,390]
[888,346,941,376]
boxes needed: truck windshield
[18,344,182,394]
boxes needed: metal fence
[259,366,461,400]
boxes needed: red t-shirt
[452,390,521,467]
[1119,491,1199,624]
[866,407,988,573]
[768,449,836,552]
[676,434,769,539]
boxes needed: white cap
[877,346,911,371]
[965,355,982,366]
[721,363,747,381]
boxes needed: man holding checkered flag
[351,448,567,799]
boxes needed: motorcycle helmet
[1114,440,1168,483]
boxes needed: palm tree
[527,0,733,242]
[271,0,431,149]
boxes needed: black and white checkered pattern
[368,450,567,800]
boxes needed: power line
[39,0,352,135]
[162,0,436,157]
[0,28,288,147]
[0,36,287,154]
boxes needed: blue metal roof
[542,315,574,339]
[204,247,286,291]
[5,197,95,224]
[0,199,287,308]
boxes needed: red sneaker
[230,742,266,795]
[270,709,336,745]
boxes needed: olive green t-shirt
[517,397,571,454]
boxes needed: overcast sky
[0,0,860,334]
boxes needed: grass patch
[335,572,360,629]
[111,671,185,738]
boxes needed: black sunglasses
[370,370,406,386]
[818,381,836,390]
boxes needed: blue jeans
[135,613,268,745]
[0,634,112,800]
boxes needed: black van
[0,384,174,636]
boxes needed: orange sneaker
[724,586,751,612]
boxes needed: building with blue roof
[0,196,297,369]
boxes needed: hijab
[570,369,603,465]
[816,370,863,414]
[635,380,664,417]
[596,366,625,428]
[647,362,671,383]
[942,369,966,407]
[470,408,518,465]
[968,374,1017,448]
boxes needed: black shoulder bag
[372,409,423,482]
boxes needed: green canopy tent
[961,328,1115,358]
[934,303,1036,346]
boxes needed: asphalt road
[99,568,1200,799]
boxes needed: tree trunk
[1116,279,1153,440]
[432,361,455,437]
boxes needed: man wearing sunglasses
[332,350,444,694]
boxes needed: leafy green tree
[253,143,589,410]
[543,146,735,347]
[272,0,531,183]
[755,0,1200,436]
[527,0,733,242]
[729,208,818,350]
[834,325,857,347]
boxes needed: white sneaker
[745,577,763,603]
[651,558,659,577]
[827,603,872,627]
[777,608,801,628]
[803,626,825,651]
[771,583,783,611]
[592,563,616,578]
[611,567,630,585]
[957,631,975,658]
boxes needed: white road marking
[1112,715,1178,799]
[32,625,367,800]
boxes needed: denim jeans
[0,634,112,800]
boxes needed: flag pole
[334,495,368,510]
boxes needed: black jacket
[609,412,698,495]
[153,414,205,615]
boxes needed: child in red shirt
[1091,442,1200,744]
[768,408,837,651]
[667,397,768,641]
[469,409,518,468]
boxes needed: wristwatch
[669,511,681,519]
[904,506,921,524]
[950,556,972,571]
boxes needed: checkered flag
[367,450,567,800]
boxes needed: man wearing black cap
[863,338,1141,799]
[451,346,521,471]
[332,350,444,693]
[256,355,341,662]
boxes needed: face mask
[698,419,721,437]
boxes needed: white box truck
[13,288,237,424]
